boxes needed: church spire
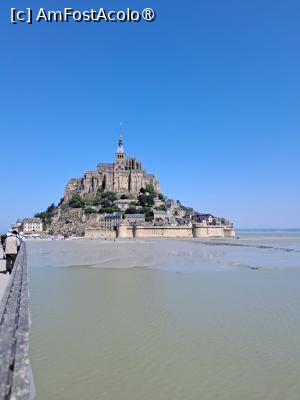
[116,122,125,154]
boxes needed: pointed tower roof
[116,123,125,154]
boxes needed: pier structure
[0,243,34,400]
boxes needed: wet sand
[27,234,300,400]
[27,236,300,272]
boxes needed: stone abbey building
[29,127,235,238]
[64,130,160,202]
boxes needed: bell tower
[115,123,126,166]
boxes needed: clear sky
[1,0,299,231]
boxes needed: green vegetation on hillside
[93,190,120,213]
[65,185,165,221]
[85,207,97,214]
[34,203,56,225]
[69,194,85,208]
[124,206,153,222]
[144,208,154,222]
[158,193,165,201]
[67,190,120,214]
[92,189,117,206]
[137,185,157,208]
[124,207,140,214]
[98,206,120,214]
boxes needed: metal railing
[0,243,34,399]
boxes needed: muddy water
[28,234,300,400]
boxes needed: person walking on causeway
[3,230,20,275]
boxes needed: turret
[117,220,129,238]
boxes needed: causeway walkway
[0,243,33,399]
[0,248,9,303]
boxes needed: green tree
[93,189,117,206]
[144,209,154,222]
[138,193,155,208]
[99,199,111,209]
[102,191,117,202]
[35,202,57,225]
[145,184,156,195]
[125,207,140,214]
[69,194,85,208]
[46,203,56,213]
[98,206,121,214]
[92,188,104,206]
[158,193,165,201]
[135,207,154,222]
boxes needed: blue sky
[0,0,299,231]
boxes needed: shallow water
[28,233,300,400]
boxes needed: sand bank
[27,236,300,272]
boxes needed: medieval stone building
[63,130,160,202]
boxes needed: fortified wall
[84,228,117,239]
[134,225,193,238]
[84,222,236,239]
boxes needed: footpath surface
[0,249,9,303]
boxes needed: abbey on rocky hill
[63,127,160,203]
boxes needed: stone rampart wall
[84,225,235,239]
[224,227,236,237]
[134,226,193,238]
[192,224,226,238]
[84,228,116,238]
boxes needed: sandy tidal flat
[28,235,300,272]
[27,234,300,400]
